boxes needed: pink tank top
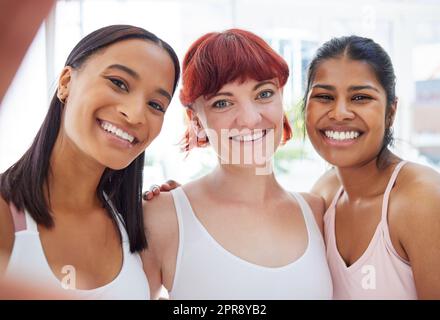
[324,161,418,299]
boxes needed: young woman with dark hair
[0,24,180,299]
[305,36,440,299]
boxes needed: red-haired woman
[141,29,332,299]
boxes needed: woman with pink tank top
[304,36,440,299]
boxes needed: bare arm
[141,192,179,299]
[397,176,440,299]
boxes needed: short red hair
[180,29,292,151]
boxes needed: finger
[143,191,154,201]
[160,183,172,191]
[166,180,181,188]
[152,187,161,196]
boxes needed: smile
[229,129,267,142]
[98,119,137,144]
[323,130,361,141]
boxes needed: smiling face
[305,57,396,168]
[58,39,175,170]
[192,78,284,167]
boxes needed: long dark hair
[0,25,180,252]
[302,35,396,168]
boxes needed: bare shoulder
[392,162,440,241]
[310,167,341,210]
[395,162,440,208]
[299,192,325,234]
[142,191,178,243]
[0,195,14,274]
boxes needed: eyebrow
[157,88,172,102]
[312,84,380,93]
[106,64,139,79]
[211,80,278,98]
[106,64,172,101]
[253,80,277,91]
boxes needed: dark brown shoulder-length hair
[0,25,180,253]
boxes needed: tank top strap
[9,202,38,233]
[326,186,344,217]
[170,187,189,233]
[102,192,128,243]
[9,203,38,233]
[290,192,320,238]
[9,202,26,232]
[380,161,408,223]
[24,211,38,233]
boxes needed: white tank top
[5,201,150,300]
[168,187,333,300]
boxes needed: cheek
[62,102,91,142]
[204,113,231,136]
[139,115,164,148]
[363,109,387,139]
[304,104,321,136]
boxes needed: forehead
[313,57,383,90]
[81,39,175,89]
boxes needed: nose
[117,97,146,125]
[328,98,355,121]
[235,101,262,128]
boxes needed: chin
[101,157,136,171]
[321,153,364,169]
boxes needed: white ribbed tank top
[168,187,333,300]
[5,199,150,300]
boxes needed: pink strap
[9,202,27,232]
[381,161,408,222]
[328,186,344,216]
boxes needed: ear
[387,98,398,127]
[57,66,73,103]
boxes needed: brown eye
[148,101,165,113]
[109,78,128,92]
[352,95,372,101]
[314,94,333,101]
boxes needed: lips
[229,129,269,142]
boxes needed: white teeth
[100,120,135,143]
[231,130,266,142]
[324,130,360,141]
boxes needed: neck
[47,133,105,214]
[205,162,282,205]
[336,152,400,201]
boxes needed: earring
[193,119,208,146]
[196,129,208,146]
